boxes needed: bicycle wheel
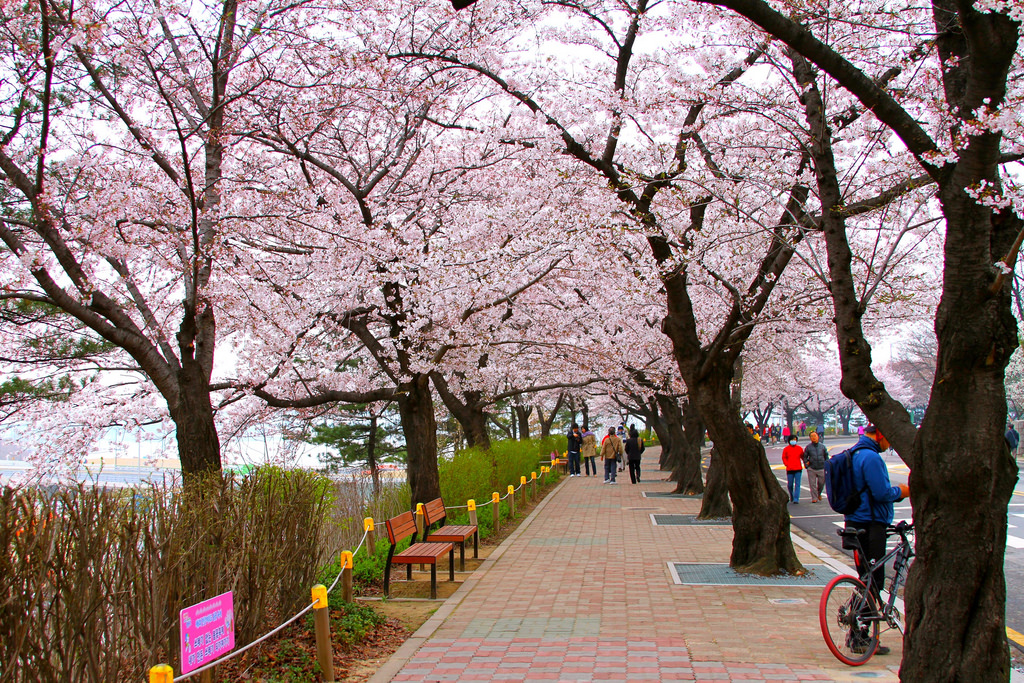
[819,575,880,666]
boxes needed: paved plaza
[371,447,902,682]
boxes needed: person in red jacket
[781,436,804,504]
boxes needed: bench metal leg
[459,541,465,572]
[449,547,455,581]
[406,564,412,580]
[430,564,437,600]
[384,562,391,598]
[473,531,478,558]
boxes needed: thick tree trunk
[172,311,221,478]
[698,447,732,519]
[692,363,801,575]
[680,400,706,492]
[899,193,1019,682]
[659,395,702,494]
[398,374,441,507]
[170,365,221,478]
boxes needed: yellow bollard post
[311,584,336,682]
[364,517,376,557]
[531,471,538,500]
[149,664,173,683]
[415,503,426,570]
[340,551,354,603]
[492,492,500,532]
[520,476,527,505]
[467,500,479,559]
[508,484,516,518]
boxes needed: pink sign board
[179,591,235,674]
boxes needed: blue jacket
[846,435,902,524]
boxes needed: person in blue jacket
[844,425,910,655]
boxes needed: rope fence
[148,459,561,682]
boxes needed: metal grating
[651,514,730,526]
[644,491,703,499]
[668,562,840,587]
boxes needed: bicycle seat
[838,527,866,550]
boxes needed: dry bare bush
[0,467,331,682]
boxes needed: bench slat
[392,541,453,564]
[386,510,418,545]
[426,525,477,542]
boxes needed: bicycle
[819,520,914,665]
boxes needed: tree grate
[651,514,730,526]
[668,562,840,586]
[643,491,703,499]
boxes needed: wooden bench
[384,510,454,599]
[422,498,479,572]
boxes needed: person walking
[601,427,623,484]
[843,425,909,655]
[802,431,828,503]
[624,426,644,484]
[566,424,583,477]
[581,427,598,476]
[1005,422,1020,453]
[781,435,804,504]
[616,425,626,472]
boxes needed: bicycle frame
[847,521,915,631]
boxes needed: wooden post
[467,500,479,559]
[200,668,213,683]
[340,551,354,603]
[311,584,335,682]
[531,472,537,500]
[508,485,515,518]
[492,491,500,532]
[520,476,527,506]
[416,503,426,571]
[148,664,173,683]
[364,517,376,557]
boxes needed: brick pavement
[371,448,901,682]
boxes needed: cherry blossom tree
[0,0,322,477]
[689,0,1024,671]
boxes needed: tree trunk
[698,447,732,519]
[691,363,801,575]
[680,399,706,493]
[836,405,853,436]
[581,402,590,431]
[170,367,222,478]
[658,395,702,494]
[514,405,532,440]
[397,374,441,507]
[172,312,221,478]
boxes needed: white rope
[328,528,369,594]
[173,527,370,682]
[173,601,316,681]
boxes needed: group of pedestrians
[566,423,645,484]
[779,430,828,504]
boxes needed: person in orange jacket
[781,436,804,504]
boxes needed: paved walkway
[371,448,901,682]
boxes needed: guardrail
[148,464,557,682]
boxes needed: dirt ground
[212,480,557,682]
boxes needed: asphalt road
[761,437,1024,657]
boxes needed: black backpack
[823,447,866,515]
